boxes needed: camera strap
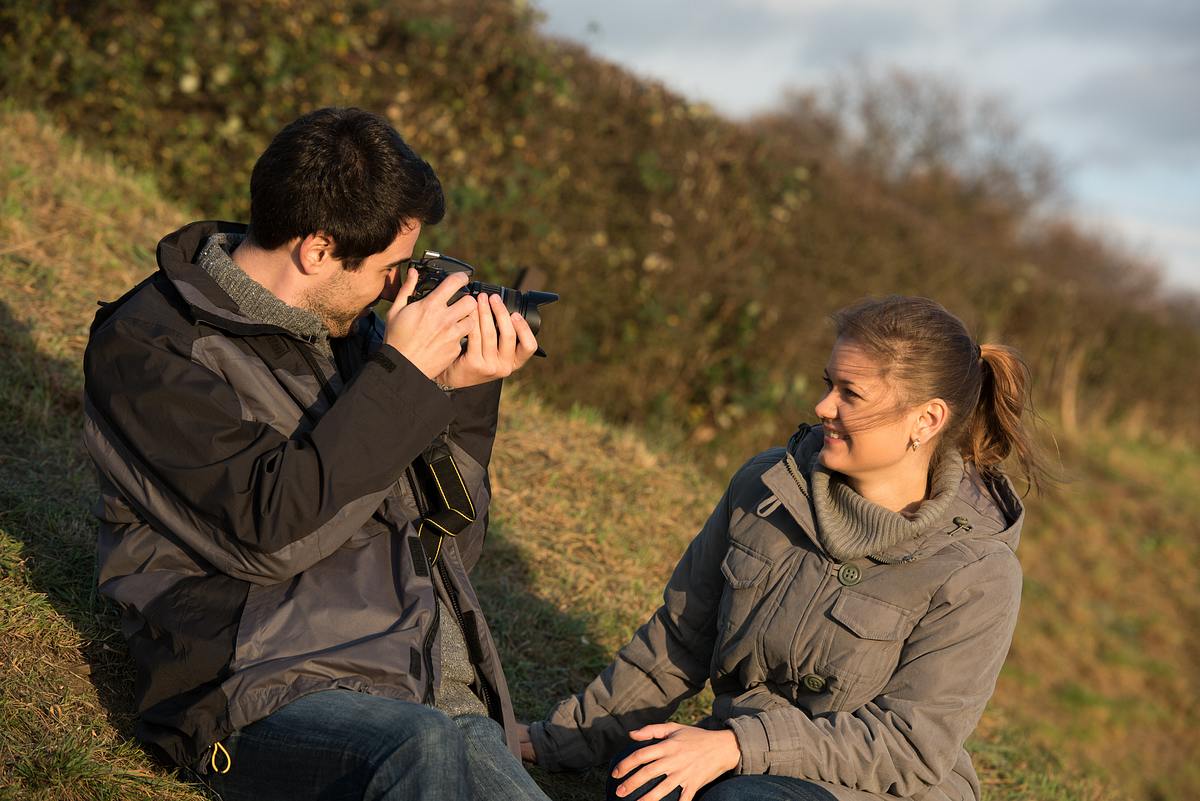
[413,440,476,565]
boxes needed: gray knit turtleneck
[810,451,965,562]
[196,233,331,356]
[195,233,487,718]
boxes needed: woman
[519,296,1046,801]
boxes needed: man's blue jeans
[197,689,549,801]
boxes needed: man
[83,107,550,800]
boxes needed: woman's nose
[813,390,836,421]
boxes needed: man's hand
[437,292,538,389]
[385,269,479,380]
[516,722,537,764]
[611,723,741,801]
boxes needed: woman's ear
[913,398,950,444]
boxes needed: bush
[3,0,1197,466]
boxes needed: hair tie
[976,343,983,362]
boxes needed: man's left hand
[437,293,538,389]
[611,723,741,801]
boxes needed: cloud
[536,0,937,73]
[532,0,1200,291]
[1035,0,1200,46]
[1053,54,1200,166]
[1080,209,1200,291]
[789,5,928,68]
[535,0,781,50]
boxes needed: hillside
[4,110,1198,800]
[3,0,1199,472]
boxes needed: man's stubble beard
[298,271,362,339]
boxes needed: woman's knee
[698,776,839,801]
[696,779,742,801]
[606,740,683,801]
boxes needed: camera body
[407,251,557,356]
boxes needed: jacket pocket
[230,579,290,671]
[822,589,916,710]
[715,543,773,666]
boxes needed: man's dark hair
[247,107,444,270]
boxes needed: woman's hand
[516,722,537,763]
[612,723,741,801]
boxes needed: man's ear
[295,232,338,276]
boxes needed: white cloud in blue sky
[534,0,1200,293]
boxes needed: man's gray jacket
[82,220,518,768]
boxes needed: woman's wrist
[516,721,537,763]
[715,728,742,773]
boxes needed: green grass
[3,107,1191,800]
[967,719,1108,801]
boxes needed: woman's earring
[909,437,921,452]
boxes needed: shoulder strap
[413,440,476,565]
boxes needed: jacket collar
[760,424,1025,563]
[155,220,324,344]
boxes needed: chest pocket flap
[720,543,771,589]
[830,590,914,641]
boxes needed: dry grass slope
[0,110,207,801]
[2,109,1193,801]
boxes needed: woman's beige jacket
[530,425,1024,801]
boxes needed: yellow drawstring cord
[210,741,232,774]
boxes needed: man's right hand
[385,268,478,380]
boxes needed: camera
[407,251,558,357]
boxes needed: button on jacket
[530,426,1024,801]
[83,221,519,768]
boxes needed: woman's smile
[823,426,850,442]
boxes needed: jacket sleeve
[529,481,736,771]
[84,314,454,585]
[726,550,1022,795]
[447,379,503,470]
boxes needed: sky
[532,0,1200,294]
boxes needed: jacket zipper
[437,557,499,721]
[292,337,484,714]
[404,465,429,513]
[402,464,440,705]
[407,463,493,718]
[282,330,449,705]
[782,452,810,501]
[421,599,441,705]
[779,449,836,678]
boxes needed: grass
[2,108,1192,800]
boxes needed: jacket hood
[781,424,1024,563]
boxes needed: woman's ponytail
[964,344,1051,493]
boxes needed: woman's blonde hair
[831,295,1050,492]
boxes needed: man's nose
[381,268,402,301]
